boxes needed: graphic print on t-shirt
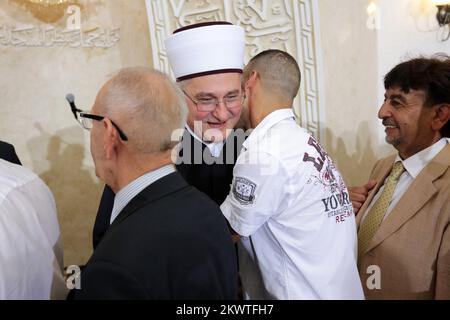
[303,136,354,223]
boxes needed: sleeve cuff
[220,198,258,237]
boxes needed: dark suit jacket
[73,172,238,299]
[0,141,21,165]
[92,130,244,248]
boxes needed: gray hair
[100,67,187,154]
[244,49,301,100]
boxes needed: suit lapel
[366,144,450,252]
[109,172,189,228]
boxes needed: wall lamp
[433,0,450,40]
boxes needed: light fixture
[433,0,450,41]
[366,1,380,31]
[367,2,377,16]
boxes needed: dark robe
[92,129,245,249]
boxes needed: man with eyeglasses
[71,67,237,299]
[90,22,247,251]
[167,22,247,206]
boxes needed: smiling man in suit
[350,55,450,299]
[92,22,246,249]
[0,141,21,165]
[72,67,237,299]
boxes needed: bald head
[244,50,301,100]
[94,67,187,155]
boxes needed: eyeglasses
[70,106,128,141]
[78,112,128,141]
[182,90,245,112]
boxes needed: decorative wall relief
[0,25,120,48]
[1,1,120,48]
[145,0,325,140]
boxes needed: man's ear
[245,70,258,90]
[432,104,450,132]
[102,118,120,160]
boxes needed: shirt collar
[395,138,448,179]
[185,125,225,157]
[110,164,176,224]
[243,108,295,150]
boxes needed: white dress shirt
[110,164,176,224]
[0,160,66,299]
[361,137,450,224]
[221,109,364,300]
[185,125,225,158]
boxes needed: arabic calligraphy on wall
[0,4,121,49]
[0,25,120,48]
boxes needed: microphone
[65,93,79,119]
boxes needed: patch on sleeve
[232,177,257,205]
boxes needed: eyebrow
[194,89,240,99]
[387,94,408,104]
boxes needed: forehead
[386,86,426,104]
[186,72,242,94]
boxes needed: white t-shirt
[221,109,364,300]
[0,160,66,299]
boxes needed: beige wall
[0,0,152,266]
[318,0,392,187]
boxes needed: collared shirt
[361,137,449,223]
[185,125,225,157]
[110,164,176,224]
[221,108,364,300]
[0,160,66,299]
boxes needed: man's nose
[212,101,230,121]
[378,101,391,120]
